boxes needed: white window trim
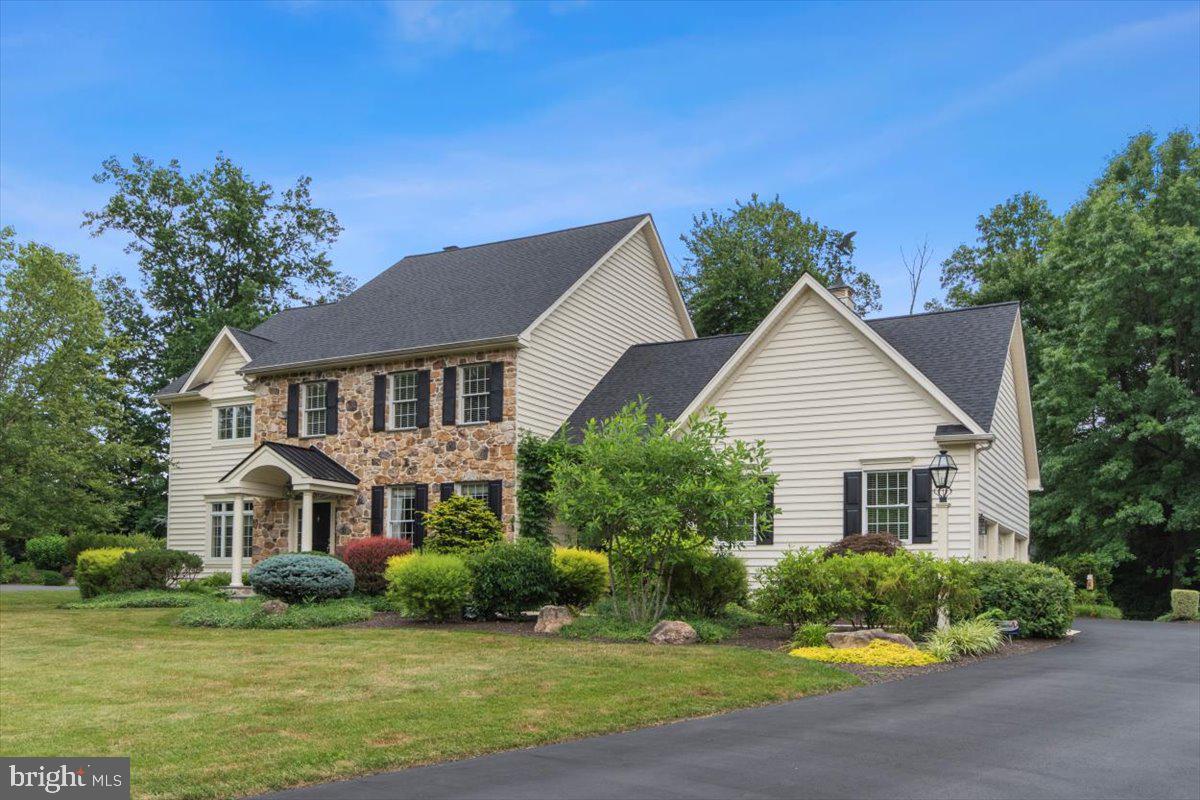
[302,382,327,438]
[863,469,913,541]
[209,498,254,560]
[388,370,419,431]
[457,363,490,426]
[388,485,417,542]
[455,481,491,502]
[213,401,254,446]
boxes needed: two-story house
[154,215,693,585]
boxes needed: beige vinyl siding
[708,294,977,575]
[516,227,689,436]
[166,342,255,571]
[976,348,1030,536]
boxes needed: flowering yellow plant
[789,639,943,667]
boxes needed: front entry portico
[218,442,360,587]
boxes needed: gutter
[239,334,524,377]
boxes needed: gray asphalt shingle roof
[156,215,649,395]
[565,301,1019,436]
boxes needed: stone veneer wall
[248,347,518,561]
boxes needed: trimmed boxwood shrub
[1170,589,1199,621]
[66,532,162,563]
[112,549,203,592]
[384,553,472,621]
[248,553,355,604]
[466,540,556,619]
[823,532,903,558]
[24,535,70,571]
[342,538,413,595]
[552,547,609,608]
[670,551,749,618]
[968,561,1074,638]
[422,495,503,554]
[76,548,135,598]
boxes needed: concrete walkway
[0,583,77,592]
[256,618,1200,800]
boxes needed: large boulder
[648,620,698,645]
[534,605,574,634]
[826,628,917,649]
[261,598,289,616]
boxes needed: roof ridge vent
[443,245,459,251]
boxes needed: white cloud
[384,0,521,52]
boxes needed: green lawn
[1,591,857,799]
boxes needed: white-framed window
[389,486,416,542]
[456,481,490,503]
[303,382,327,437]
[210,500,254,558]
[866,470,909,540]
[459,364,489,424]
[390,371,418,430]
[216,404,253,441]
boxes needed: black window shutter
[912,468,933,543]
[373,374,387,432]
[440,482,454,502]
[370,486,384,536]
[325,380,339,435]
[487,480,503,523]
[441,366,457,425]
[758,481,776,545]
[843,471,862,537]
[286,384,299,438]
[414,484,429,548]
[487,362,504,423]
[416,370,431,427]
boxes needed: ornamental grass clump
[789,639,942,667]
[922,618,1004,661]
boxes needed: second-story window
[390,371,418,430]
[460,363,489,424]
[303,382,327,437]
[217,404,253,440]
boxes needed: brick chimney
[829,282,855,310]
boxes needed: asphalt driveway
[257,618,1200,800]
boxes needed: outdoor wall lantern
[929,449,958,502]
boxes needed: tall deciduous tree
[0,230,144,541]
[679,195,879,336]
[1033,131,1199,617]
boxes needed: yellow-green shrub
[384,552,472,621]
[552,547,608,608]
[1170,589,1199,621]
[789,639,943,667]
[75,548,135,599]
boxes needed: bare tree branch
[901,237,933,314]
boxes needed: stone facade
[247,347,519,561]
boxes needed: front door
[312,502,332,554]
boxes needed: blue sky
[2,0,1197,315]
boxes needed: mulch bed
[348,612,1069,685]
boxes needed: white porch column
[987,521,1001,561]
[230,493,245,588]
[301,490,314,552]
[936,501,951,559]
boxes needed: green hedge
[25,536,70,571]
[75,548,135,598]
[968,561,1074,638]
[670,551,749,618]
[66,532,163,563]
[384,553,472,621]
[466,540,556,619]
[1170,589,1199,621]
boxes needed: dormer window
[303,382,327,437]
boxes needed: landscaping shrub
[2,561,43,584]
[466,539,557,618]
[39,570,67,586]
[181,572,232,592]
[670,551,749,618]
[721,602,763,627]
[1074,603,1123,619]
[558,611,733,643]
[1169,589,1199,621]
[248,553,355,604]
[177,597,372,629]
[923,618,1003,660]
[878,553,978,637]
[342,538,413,595]
[790,639,942,666]
[820,551,895,629]
[752,549,851,630]
[67,590,218,609]
[384,552,472,621]
[1049,551,1120,602]
[24,535,70,571]
[968,561,1074,638]
[551,547,609,608]
[422,495,503,554]
[792,622,832,648]
[823,532,903,558]
[66,532,162,563]
[111,548,203,592]
[75,548,135,598]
